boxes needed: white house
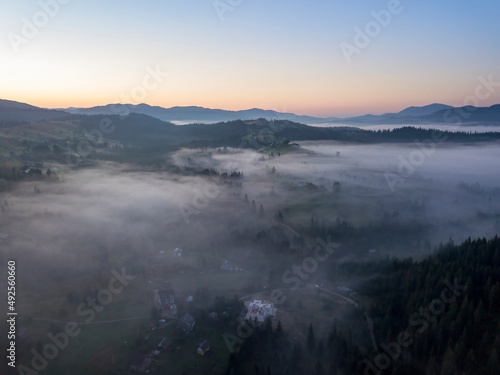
[245,300,277,323]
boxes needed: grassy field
[0,120,79,154]
[26,319,146,374]
[11,259,261,374]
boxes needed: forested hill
[3,115,500,167]
[77,116,500,148]
[357,236,500,375]
[225,236,500,375]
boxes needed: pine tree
[473,299,484,340]
[489,347,499,370]
[440,347,457,375]
[294,343,303,361]
[253,363,259,374]
[307,323,315,352]
[316,339,324,357]
[464,349,476,373]
[315,360,324,375]
[265,317,273,335]
[426,355,440,375]
[277,210,283,222]
[276,320,283,336]
[328,362,337,375]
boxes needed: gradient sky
[1,0,499,117]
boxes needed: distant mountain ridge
[395,103,454,117]
[1,98,499,125]
[0,99,69,122]
[62,103,322,124]
[346,104,455,123]
[61,102,499,125]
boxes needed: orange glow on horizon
[6,87,498,119]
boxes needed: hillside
[61,102,500,126]
[63,103,322,124]
[2,99,499,126]
[0,99,70,122]
[225,236,500,375]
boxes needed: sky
[1,0,499,117]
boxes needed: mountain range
[60,102,500,125]
[1,99,499,126]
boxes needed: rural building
[197,340,211,356]
[177,312,195,334]
[157,289,177,317]
[158,337,172,351]
[208,312,218,321]
[245,300,277,323]
[158,289,175,307]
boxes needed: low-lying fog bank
[1,141,499,286]
[307,123,500,133]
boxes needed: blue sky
[1,0,499,116]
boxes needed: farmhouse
[157,289,177,317]
[158,289,175,306]
[158,336,172,351]
[208,312,218,321]
[177,312,195,334]
[197,339,211,356]
[245,300,277,323]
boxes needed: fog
[307,122,500,133]
[3,142,500,281]
[1,141,499,373]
